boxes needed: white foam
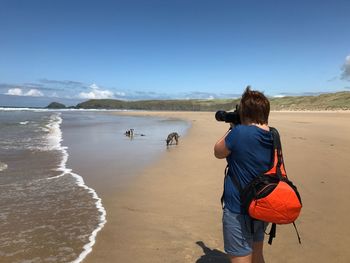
[0,107,34,111]
[46,113,107,263]
[19,121,29,125]
[45,114,63,151]
[0,161,8,172]
[0,107,50,112]
[69,170,107,263]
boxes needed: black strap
[220,164,244,211]
[269,127,290,180]
[227,165,243,193]
[220,166,228,208]
[269,127,282,151]
[221,164,243,209]
[293,222,302,244]
[269,127,283,172]
[268,223,277,245]
[267,221,301,245]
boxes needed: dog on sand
[166,132,179,146]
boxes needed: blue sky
[1,0,350,106]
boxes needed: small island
[46,102,66,109]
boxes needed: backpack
[221,127,302,244]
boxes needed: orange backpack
[225,127,302,244]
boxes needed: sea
[0,108,190,263]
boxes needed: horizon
[1,0,350,107]
[1,90,349,109]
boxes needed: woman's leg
[223,209,254,263]
[228,241,264,263]
[252,241,265,263]
[228,253,252,263]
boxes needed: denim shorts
[222,208,267,257]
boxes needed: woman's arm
[214,130,231,159]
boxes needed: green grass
[73,91,350,111]
[269,91,350,110]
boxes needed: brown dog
[166,132,179,146]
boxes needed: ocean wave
[69,171,107,263]
[46,114,63,151]
[0,107,50,112]
[46,113,107,263]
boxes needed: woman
[214,87,273,263]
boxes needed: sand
[83,111,350,263]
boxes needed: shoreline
[83,111,350,263]
[83,111,227,263]
[55,112,107,263]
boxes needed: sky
[0,0,350,106]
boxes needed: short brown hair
[239,86,270,125]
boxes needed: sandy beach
[83,111,350,263]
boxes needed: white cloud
[50,92,59,97]
[115,91,126,97]
[341,55,350,80]
[6,88,23,96]
[6,88,43,97]
[78,83,115,99]
[26,89,44,97]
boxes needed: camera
[215,105,241,125]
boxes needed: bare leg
[227,241,264,263]
[252,242,265,263]
[228,253,252,263]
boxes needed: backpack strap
[221,164,243,209]
[267,128,302,245]
[227,164,243,193]
[293,222,302,244]
[266,127,287,178]
[220,165,228,208]
[271,127,283,168]
[268,223,277,245]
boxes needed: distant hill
[75,91,350,111]
[76,98,239,111]
[47,102,66,109]
[270,91,350,110]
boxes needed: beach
[80,111,350,263]
[0,110,190,262]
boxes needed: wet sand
[83,111,350,263]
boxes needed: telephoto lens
[215,107,240,125]
[215,111,227,122]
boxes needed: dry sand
[84,111,350,263]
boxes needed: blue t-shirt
[223,124,273,214]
